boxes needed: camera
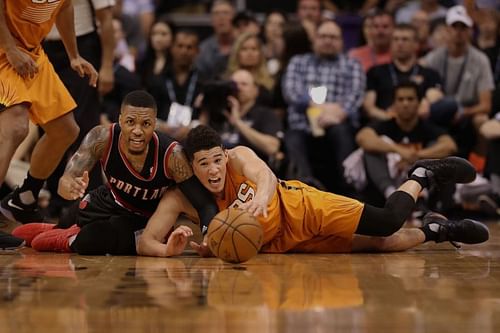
[201,80,238,124]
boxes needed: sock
[16,173,45,206]
[410,167,431,189]
[419,223,440,242]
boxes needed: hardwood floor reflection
[1,222,500,333]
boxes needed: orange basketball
[207,207,263,263]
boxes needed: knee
[3,106,29,143]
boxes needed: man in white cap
[422,5,494,160]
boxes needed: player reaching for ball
[137,125,489,258]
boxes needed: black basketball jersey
[100,123,177,217]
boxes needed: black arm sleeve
[178,176,219,234]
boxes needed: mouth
[208,177,222,187]
[129,138,145,149]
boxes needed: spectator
[296,0,323,40]
[137,18,174,91]
[356,81,456,207]
[262,10,288,76]
[422,5,494,159]
[395,0,447,24]
[232,10,261,37]
[410,10,432,56]
[363,23,443,123]
[226,32,274,92]
[201,69,283,164]
[349,10,394,72]
[196,0,235,80]
[116,0,155,58]
[150,29,203,140]
[283,20,365,194]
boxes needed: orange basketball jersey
[217,162,365,253]
[4,0,65,51]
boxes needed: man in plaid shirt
[283,20,365,195]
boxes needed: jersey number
[229,183,255,208]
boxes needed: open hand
[165,226,193,256]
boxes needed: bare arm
[0,0,15,50]
[137,188,199,257]
[356,127,400,153]
[55,0,98,86]
[228,146,277,217]
[464,90,492,116]
[233,120,280,157]
[58,125,110,200]
[94,6,115,95]
[416,135,457,159]
[0,0,38,78]
[363,91,392,121]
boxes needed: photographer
[200,69,283,164]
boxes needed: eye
[126,119,134,125]
[144,121,152,128]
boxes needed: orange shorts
[262,180,364,253]
[0,48,76,125]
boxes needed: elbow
[265,138,281,157]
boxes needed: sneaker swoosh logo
[7,199,25,211]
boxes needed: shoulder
[468,46,492,65]
[228,146,259,163]
[86,124,112,142]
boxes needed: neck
[448,43,467,57]
[394,56,416,71]
[396,116,418,132]
[173,61,190,74]
[373,43,390,54]
[240,100,254,114]
[217,32,233,45]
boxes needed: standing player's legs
[0,104,30,184]
[0,53,78,223]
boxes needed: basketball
[207,207,263,263]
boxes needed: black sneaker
[0,231,25,250]
[408,156,476,187]
[0,189,45,224]
[423,212,489,248]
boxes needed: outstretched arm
[55,0,98,87]
[137,188,199,257]
[167,144,219,235]
[229,146,278,218]
[58,125,110,200]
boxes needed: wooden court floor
[1,220,500,333]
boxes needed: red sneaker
[12,223,55,246]
[31,224,80,252]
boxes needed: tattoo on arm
[168,144,194,183]
[64,125,110,177]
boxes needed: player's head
[119,90,157,155]
[185,125,228,196]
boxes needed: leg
[30,111,79,179]
[72,215,147,255]
[0,105,30,184]
[364,152,396,198]
[351,229,426,252]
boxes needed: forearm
[235,120,280,157]
[55,0,79,60]
[417,137,457,159]
[357,129,397,153]
[0,0,16,50]
[95,8,115,70]
[254,167,277,204]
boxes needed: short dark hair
[393,23,418,40]
[184,125,222,161]
[174,28,199,43]
[121,90,157,113]
[393,81,420,101]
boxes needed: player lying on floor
[14,125,489,256]
[138,125,488,257]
